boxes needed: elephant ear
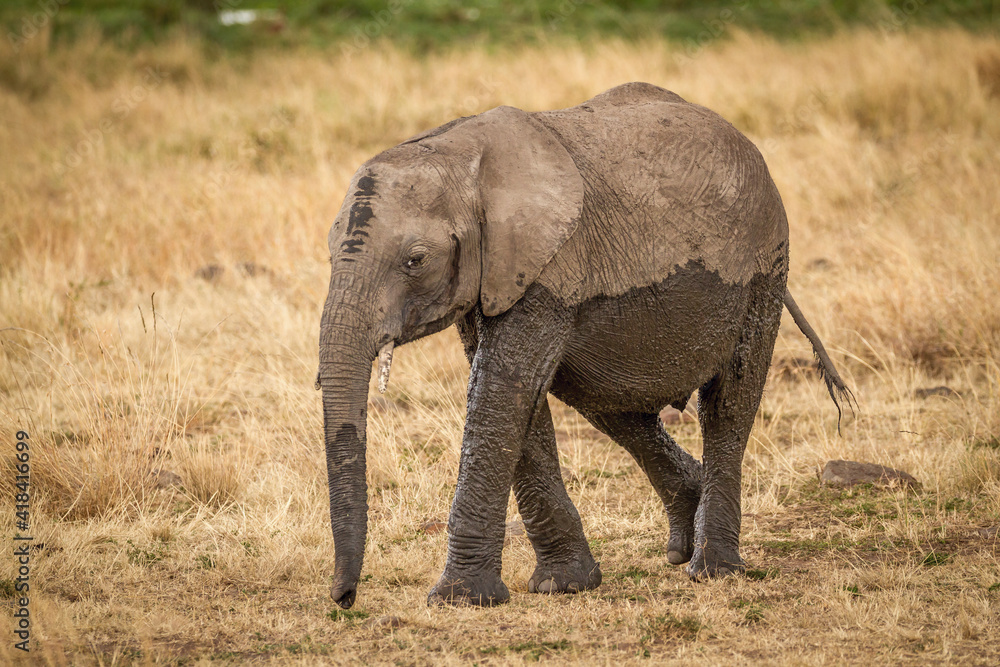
[475,106,584,316]
[426,106,584,316]
[398,116,473,146]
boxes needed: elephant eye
[405,254,425,271]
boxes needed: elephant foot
[666,528,694,566]
[528,553,602,594]
[427,569,510,607]
[665,493,700,565]
[685,544,745,581]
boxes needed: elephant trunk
[318,279,377,609]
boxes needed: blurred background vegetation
[3,0,998,53]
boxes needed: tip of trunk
[331,581,358,608]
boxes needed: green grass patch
[760,538,834,554]
[971,436,1000,450]
[842,584,863,598]
[255,637,333,656]
[125,538,167,566]
[745,567,778,581]
[326,609,370,622]
[481,639,571,661]
[833,499,882,518]
[641,613,703,641]
[921,551,951,566]
[2,0,997,54]
[617,565,654,585]
[511,639,571,661]
[943,497,968,511]
[732,599,767,624]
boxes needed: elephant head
[317,105,584,608]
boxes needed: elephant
[316,82,853,609]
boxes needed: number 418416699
[15,431,30,532]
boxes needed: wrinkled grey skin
[317,83,853,609]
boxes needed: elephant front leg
[514,399,601,595]
[428,302,571,607]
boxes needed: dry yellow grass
[2,26,1000,665]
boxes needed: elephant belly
[551,261,748,414]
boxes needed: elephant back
[533,88,788,306]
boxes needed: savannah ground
[2,18,1000,666]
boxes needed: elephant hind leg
[514,399,602,594]
[582,410,703,566]
[688,277,784,580]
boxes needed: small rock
[194,264,224,281]
[914,386,960,399]
[821,460,920,488]
[419,520,447,535]
[807,257,833,271]
[153,469,182,489]
[367,615,403,630]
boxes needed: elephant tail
[782,288,857,431]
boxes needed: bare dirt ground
[2,27,1000,665]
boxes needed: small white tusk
[376,341,394,394]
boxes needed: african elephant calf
[317,82,852,609]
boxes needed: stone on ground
[821,460,919,488]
